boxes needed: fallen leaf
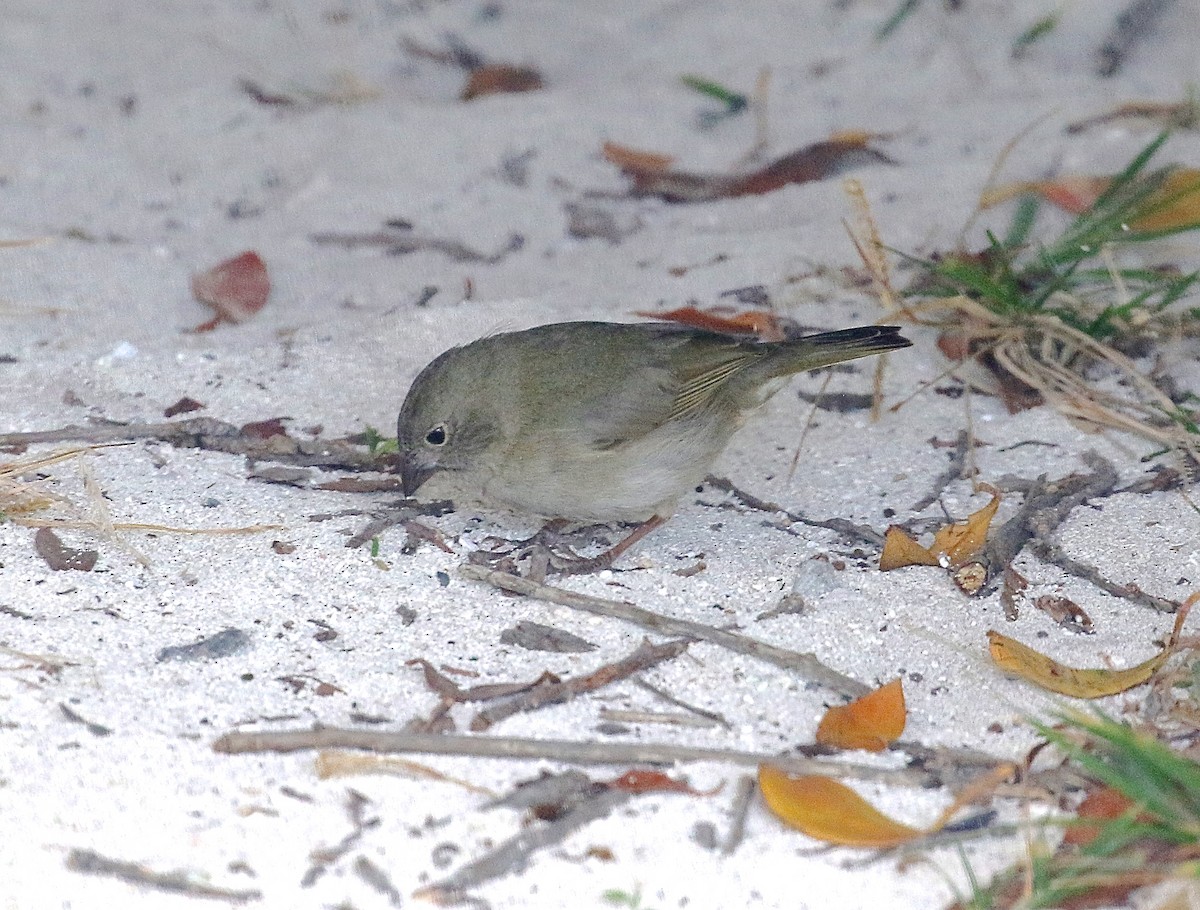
[461,64,543,100]
[815,678,907,752]
[1062,786,1137,846]
[33,527,98,572]
[163,396,205,418]
[981,169,1200,233]
[1034,593,1095,634]
[604,133,894,203]
[987,595,1192,697]
[760,762,1015,850]
[1000,566,1028,620]
[879,525,942,570]
[601,142,675,176]
[607,770,721,796]
[499,620,597,653]
[879,487,1001,571]
[634,305,787,340]
[727,132,896,197]
[757,766,922,847]
[239,418,290,440]
[189,250,270,331]
[930,486,1000,563]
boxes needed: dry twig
[458,564,870,698]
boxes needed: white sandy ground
[2,1,1200,908]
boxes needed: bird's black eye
[425,425,447,446]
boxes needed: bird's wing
[572,332,758,449]
[668,352,760,421]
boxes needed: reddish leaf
[189,250,270,330]
[605,133,894,203]
[239,418,290,440]
[163,396,205,418]
[634,305,787,340]
[607,769,720,796]
[1063,787,1137,846]
[981,169,1200,233]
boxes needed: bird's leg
[471,516,667,577]
[549,515,666,576]
[479,518,571,554]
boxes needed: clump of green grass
[900,132,1200,462]
[955,709,1200,909]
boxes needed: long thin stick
[212,727,929,784]
[458,564,870,699]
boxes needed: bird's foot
[469,516,665,580]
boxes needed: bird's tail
[769,325,911,375]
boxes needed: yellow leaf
[879,487,1001,571]
[815,679,907,752]
[879,526,940,570]
[987,594,1193,697]
[758,766,922,847]
[930,487,1000,564]
[1127,168,1200,232]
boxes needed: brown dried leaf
[33,527,98,571]
[163,396,206,418]
[605,133,894,203]
[1034,593,1095,633]
[239,418,290,440]
[461,64,543,100]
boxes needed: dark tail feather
[769,324,912,375]
[805,325,911,352]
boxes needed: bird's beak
[400,456,436,499]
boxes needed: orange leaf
[607,769,721,796]
[634,305,786,340]
[601,142,675,176]
[987,594,1192,697]
[758,766,922,847]
[878,526,941,570]
[879,488,1001,572]
[929,487,1000,564]
[815,678,906,752]
[1126,168,1200,232]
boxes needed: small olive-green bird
[398,321,910,541]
